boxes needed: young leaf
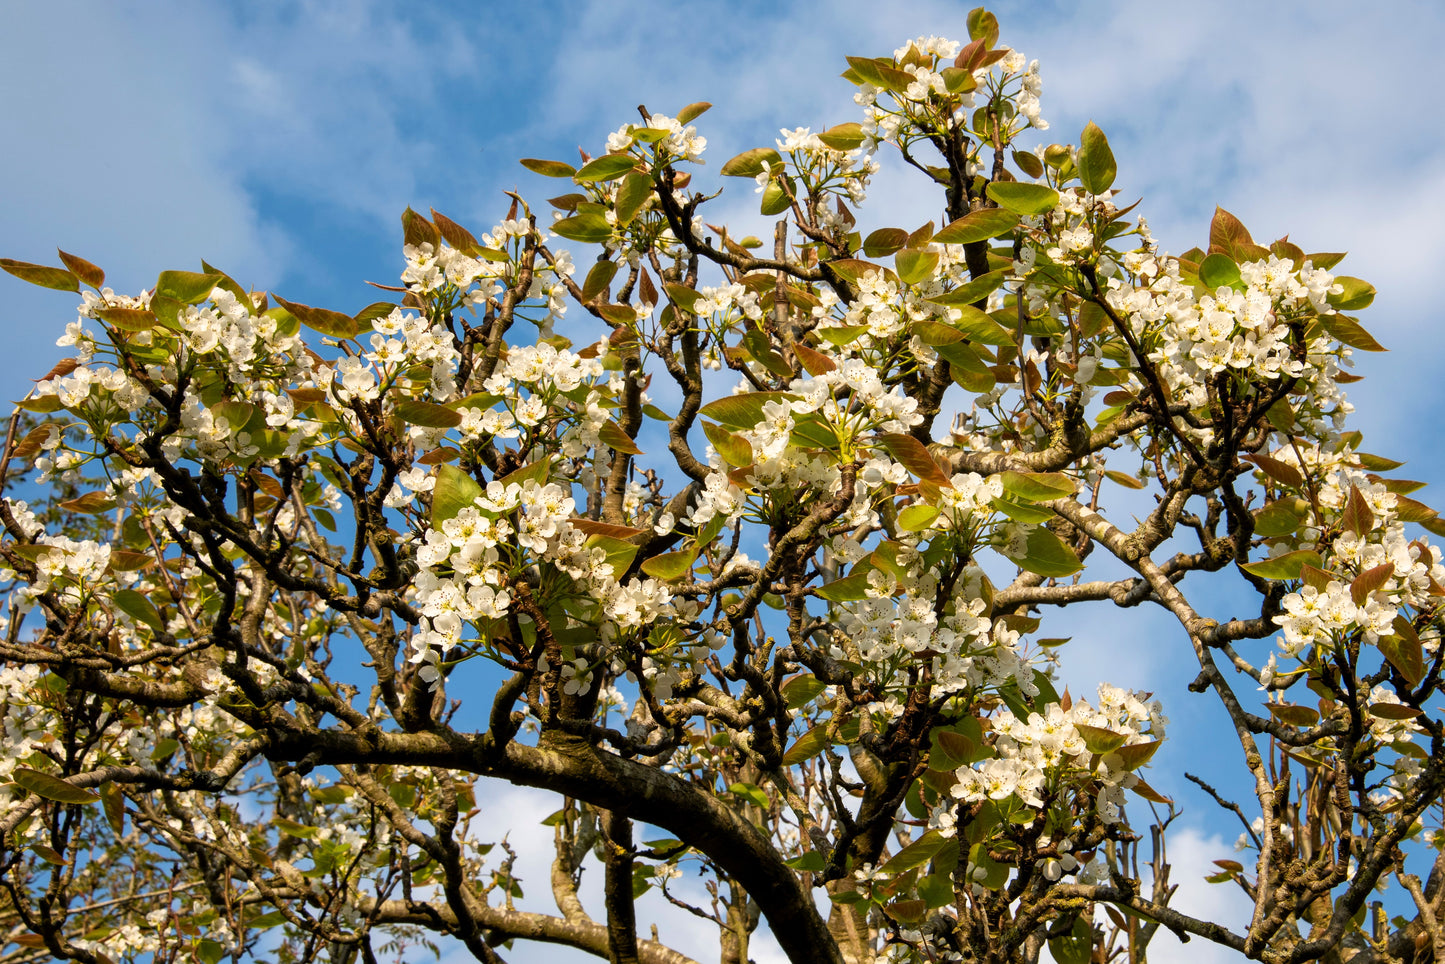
[894,248,939,286]
[861,228,909,259]
[999,471,1074,502]
[112,589,164,631]
[1198,253,1241,290]
[552,213,613,244]
[984,182,1059,216]
[720,147,782,177]
[431,464,482,526]
[12,768,99,805]
[156,270,223,305]
[521,158,577,178]
[898,504,941,531]
[272,295,358,340]
[598,420,642,455]
[0,258,78,292]
[56,250,104,288]
[928,269,1009,308]
[702,422,754,467]
[877,433,951,487]
[640,547,698,581]
[396,400,463,429]
[1010,527,1083,578]
[676,101,712,124]
[1077,121,1117,194]
[1209,206,1253,256]
[615,172,654,225]
[575,154,638,183]
[933,209,1019,245]
[1240,549,1323,581]
[698,392,798,429]
[97,307,160,332]
[782,726,828,766]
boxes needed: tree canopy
[0,8,1440,964]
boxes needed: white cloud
[1143,826,1256,962]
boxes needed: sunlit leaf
[984,182,1059,215]
[12,768,99,805]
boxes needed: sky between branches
[2,2,1443,961]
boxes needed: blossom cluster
[947,685,1167,827]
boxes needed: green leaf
[862,228,909,257]
[760,177,791,216]
[1198,253,1241,289]
[599,419,642,455]
[552,213,613,244]
[1000,471,1074,503]
[586,534,638,578]
[967,7,999,46]
[950,304,1015,345]
[911,320,965,346]
[1010,527,1083,578]
[0,258,78,292]
[431,464,482,526]
[879,830,949,876]
[112,589,164,631]
[933,209,1019,245]
[1380,616,1425,685]
[698,392,797,429]
[1114,740,1161,770]
[898,504,940,531]
[720,147,782,178]
[1252,499,1308,538]
[676,101,712,124]
[1075,723,1128,755]
[156,270,222,305]
[928,269,1009,307]
[640,547,697,581]
[991,497,1055,523]
[815,571,873,602]
[1327,276,1376,311]
[97,306,160,332]
[703,421,754,467]
[615,172,653,226]
[930,726,981,770]
[1240,549,1323,581]
[784,850,826,871]
[11,768,99,805]
[1323,315,1386,352]
[728,782,769,810]
[1049,918,1094,964]
[894,248,939,286]
[817,122,866,150]
[520,158,577,178]
[272,295,358,340]
[396,400,463,428]
[967,842,1009,891]
[984,182,1059,216]
[1077,121,1117,194]
[782,674,827,709]
[575,153,638,183]
[100,782,125,834]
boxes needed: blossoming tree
[1,9,1440,963]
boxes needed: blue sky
[4,2,1445,961]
